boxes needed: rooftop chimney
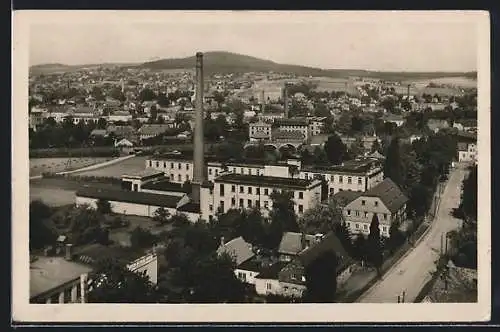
[192,52,206,204]
[65,243,73,261]
[283,83,289,119]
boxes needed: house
[382,113,405,127]
[216,236,260,285]
[249,121,272,141]
[457,142,477,163]
[427,118,450,133]
[278,232,321,262]
[138,124,170,141]
[30,243,158,304]
[277,232,356,298]
[254,262,288,296]
[342,178,408,238]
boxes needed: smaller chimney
[65,243,73,261]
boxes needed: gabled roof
[278,232,317,255]
[216,236,254,266]
[362,178,408,213]
[332,190,363,206]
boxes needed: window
[267,283,272,290]
[298,192,304,199]
[220,201,225,212]
[330,188,334,193]
[356,210,360,217]
[240,186,244,193]
[298,205,303,213]
[231,197,236,206]
[264,188,269,195]
[177,174,181,182]
[256,188,260,195]
[358,177,362,185]
[364,211,368,218]
[171,162,174,168]
[186,164,190,170]
[239,199,243,207]
[240,168,243,174]
[264,201,269,208]
[361,200,366,206]
[163,162,166,168]
[339,176,343,184]
[248,187,252,194]
[363,224,367,230]
[347,177,352,184]
[170,174,174,181]
[248,199,252,207]
[374,201,378,207]
[384,213,387,220]
[209,188,213,195]
[220,184,225,196]
[209,204,213,212]
[186,175,190,181]
[215,170,219,176]
[382,226,387,233]
[209,169,213,175]
[178,163,181,170]
[356,223,359,229]
[149,160,152,167]
[347,210,351,216]
[231,185,236,193]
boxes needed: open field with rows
[29,157,113,177]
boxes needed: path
[356,165,468,303]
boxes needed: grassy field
[30,157,113,177]
[72,156,148,178]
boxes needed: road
[357,165,469,303]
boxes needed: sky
[27,11,480,72]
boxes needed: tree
[130,226,158,249]
[324,133,348,165]
[367,214,383,275]
[314,102,330,117]
[298,197,343,234]
[139,88,156,102]
[383,136,404,188]
[29,200,56,250]
[87,258,160,303]
[387,223,405,254]
[96,199,112,215]
[460,165,477,220]
[266,191,299,249]
[153,207,171,225]
[303,250,338,302]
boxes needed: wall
[75,196,178,218]
[235,268,260,285]
[254,278,282,296]
[263,165,290,178]
[146,159,193,184]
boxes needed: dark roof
[278,232,317,255]
[177,202,200,214]
[275,118,309,126]
[302,158,381,175]
[238,257,262,272]
[141,178,185,192]
[74,243,149,267]
[255,261,288,279]
[332,190,363,206]
[215,173,319,190]
[217,236,255,266]
[298,232,355,274]
[363,178,408,213]
[76,186,182,208]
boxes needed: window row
[149,160,191,171]
[219,184,303,199]
[346,209,388,220]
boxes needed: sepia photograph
[12,10,490,323]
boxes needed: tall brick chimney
[283,83,289,118]
[192,52,205,204]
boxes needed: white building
[200,173,322,221]
[457,142,477,163]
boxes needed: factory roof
[214,173,320,190]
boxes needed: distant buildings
[457,142,477,163]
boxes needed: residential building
[341,178,408,238]
[216,236,260,285]
[200,174,322,221]
[457,142,477,163]
[278,232,322,262]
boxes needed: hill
[140,51,477,80]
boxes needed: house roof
[362,178,408,213]
[278,232,317,255]
[74,243,150,268]
[115,138,134,147]
[457,142,468,151]
[332,190,363,206]
[216,236,254,266]
[75,186,182,208]
[138,124,171,136]
[298,232,355,274]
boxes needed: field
[30,157,112,177]
[69,156,148,178]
